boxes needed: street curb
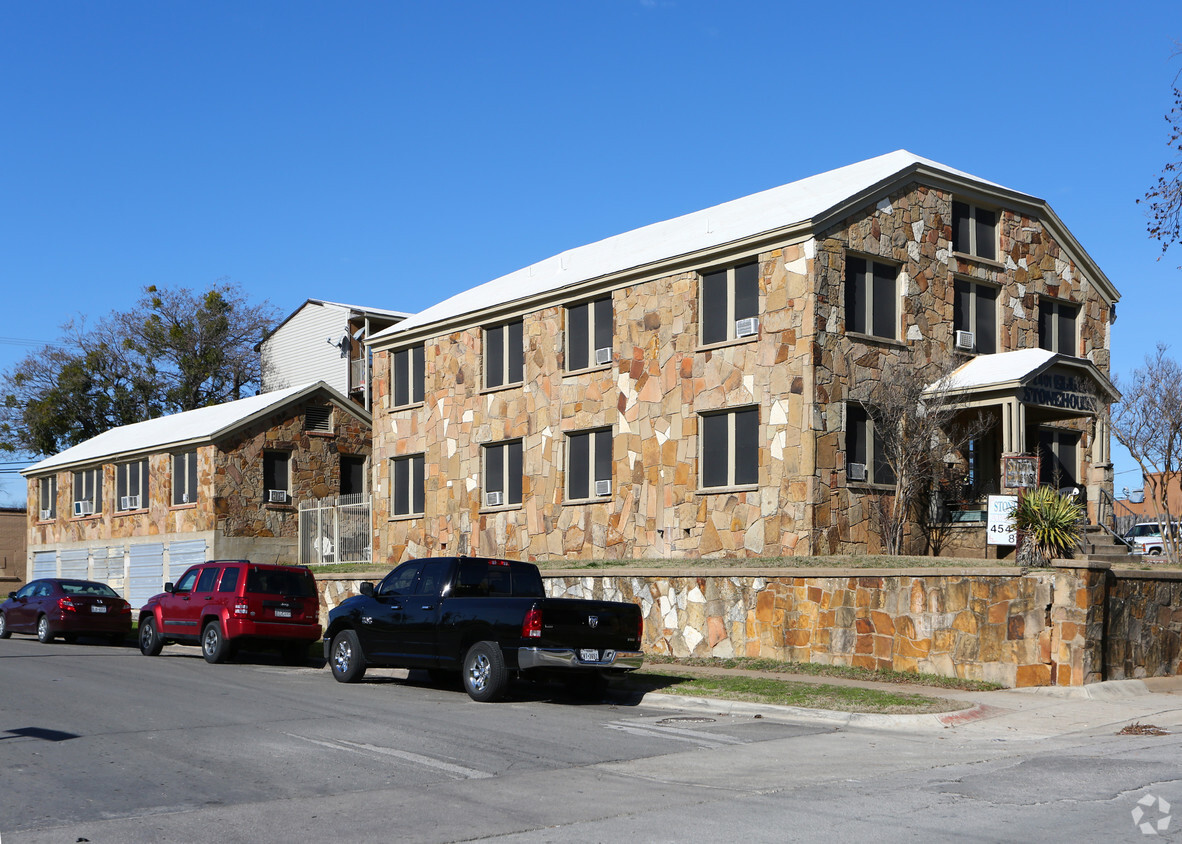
[635,691,997,730]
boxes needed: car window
[378,562,422,596]
[35,582,53,598]
[15,582,37,599]
[195,567,220,592]
[217,567,240,593]
[510,563,545,598]
[245,567,316,598]
[415,560,452,597]
[173,569,200,592]
[61,582,118,597]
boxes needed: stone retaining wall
[1105,570,1182,680]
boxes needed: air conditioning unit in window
[485,491,503,507]
[594,347,612,366]
[594,479,612,497]
[735,317,760,338]
[120,495,140,510]
[73,500,94,517]
[267,489,288,504]
[954,330,975,351]
[39,508,52,521]
[847,462,867,482]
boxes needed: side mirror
[359,582,374,597]
[164,582,175,594]
[7,591,16,599]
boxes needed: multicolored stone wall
[1105,571,1182,680]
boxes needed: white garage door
[127,543,165,609]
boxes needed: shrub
[1014,486,1083,564]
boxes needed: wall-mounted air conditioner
[73,500,94,517]
[594,479,612,497]
[954,330,975,351]
[120,495,140,510]
[594,347,612,366]
[847,463,866,482]
[485,491,503,507]
[39,509,52,521]
[735,317,760,338]
[267,489,288,504]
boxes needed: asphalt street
[2,636,1180,842]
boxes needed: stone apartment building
[22,382,370,605]
[365,150,1119,564]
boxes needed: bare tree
[1111,344,1182,562]
[1139,50,1182,256]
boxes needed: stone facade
[1106,570,1182,680]
[371,172,1115,564]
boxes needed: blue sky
[1,1,1179,505]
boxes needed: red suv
[138,561,322,664]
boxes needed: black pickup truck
[323,556,644,701]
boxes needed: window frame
[953,277,999,355]
[565,428,613,502]
[115,458,149,512]
[699,406,759,491]
[699,259,760,346]
[71,467,103,517]
[392,344,425,407]
[844,255,900,341]
[340,454,367,496]
[845,403,896,487]
[263,450,292,503]
[390,453,425,517]
[565,296,613,372]
[38,475,57,520]
[484,320,524,390]
[172,450,198,507]
[951,200,999,261]
[482,439,523,508]
[1038,298,1079,356]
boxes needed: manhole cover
[657,717,716,725]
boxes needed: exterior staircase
[1077,524,1134,565]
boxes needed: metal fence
[298,493,372,565]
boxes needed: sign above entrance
[1019,367,1095,413]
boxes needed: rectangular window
[115,459,149,511]
[38,476,57,520]
[846,404,896,486]
[566,428,612,500]
[844,256,898,340]
[264,451,291,503]
[392,344,425,407]
[72,468,102,516]
[341,455,367,496]
[172,451,198,506]
[1038,429,1080,488]
[390,454,425,516]
[1038,298,1079,356]
[700,407,759,489]
[566,297,613,371]
[483,439,523,507]
[484,321,524,389]
[953,279,998,354]
[952,201,998,261]
[701,260,759,345]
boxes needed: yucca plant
[1013,486,1084,564]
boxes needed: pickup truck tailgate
[539,598,641,650]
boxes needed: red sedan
[0,579,132,645]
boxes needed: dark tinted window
[174,569,199,592]
[702,412,728,489]
[845,257,866,334]
[485,325,504,388]
[59,581,119,597]
[952,201,970,254]
[975,285,997,354]
[341,455,366,496]
[378,561,422,596]
[415,559,452,597]
[245,567,315,597]
[195,567,220,592]
[568,302,589,370]
[975,207,997,261]
[871,262,896,339]
[217,567,239,593]
[701,268,728,345]
[734,407,759,486]
[452,559,543,598]
[593,298,612,354]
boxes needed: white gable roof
[927,348,1118,400]
[23,382,366,475]
[373,150,1021,342]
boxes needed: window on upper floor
[390,454,424,517]
[1038,298,1079,356]
[845,256,898,340]
[172,450,198,506]
[952,201,998,261]
[700,407,759,490]
[701,260,759,345]
[38,476,57,521]
[566,428,612,501]
[566,297,613,371]
[341,455,367,496]
[264,451,291,504]
[483,439,523,508]
[845,403,896,486]
[484,321,524,389]
[953,279,998,354]
[72,468,102,517]
[392,344,425,407]
[115,458,149,512]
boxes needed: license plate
[274,609,292,618]
[91,605,107,614]
[579,649,599,662]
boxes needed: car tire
[36,615,54,644]
[201,621,231,664]
[282,641,309,666]
[0,611,9,639]
[329,630,366,683]
[463,641,507,702]
[139,616,164,656]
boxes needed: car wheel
[281,641,309,666]
[463,641,507,702]
[201,621,231,664]
[139,616,164,656]
[0,611,9,639]
[36,615,54,644]
[329,630,367,683]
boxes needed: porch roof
[926,349,1120,405]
